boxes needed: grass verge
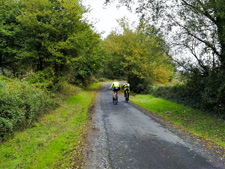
[130,94,225,148]
[0,83,102,169]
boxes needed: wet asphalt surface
[84,83,225,169]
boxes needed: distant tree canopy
[105,0,225,75]
[103,19,175,92]
[0,0,102,86]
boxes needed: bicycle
[113,91,118,105]
[124,89,129,103]
[110,87,119,105]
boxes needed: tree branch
[181,0,217,24]
[173,18,221,58]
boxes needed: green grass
[0,83,102,169]
[86,82,103,90]
[130,94,225,147]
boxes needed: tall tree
[0,0,22,75]
[17,0,86,74]
[0,0,102,85]
[103,19,174,92]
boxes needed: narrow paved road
[84,83,225,169]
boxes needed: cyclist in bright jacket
[122,82,130,98]
[110,79,121,99]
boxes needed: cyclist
[110,80,121,100]
[122,82,130,99]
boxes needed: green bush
[0,76,57,140]
[149,72,225,116]
[23,68,62,92]
[129,76,154,93]
[56,81,82,102]
[149,83,200,108]
[97,77,107,82]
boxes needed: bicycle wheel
[115,93,118,105]
[125,91,129,103]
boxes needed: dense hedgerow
[148,83,199,107]
[0,76,57,140]
[148,75,225,116]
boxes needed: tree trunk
[216,18,225,71]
